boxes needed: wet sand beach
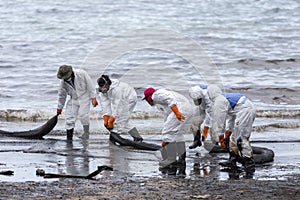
[1,0,300,199]
[0,118,300,199]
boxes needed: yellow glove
[107,116,115,130]
[201,126,209,141]
[91,98,98,107]
[171,104,185,121]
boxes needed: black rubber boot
[81,125,89,140]
[176,142,186,166]
[219,151,238,169]
[244,157,255,173]
[177,161,186,176]
[224,137,230,151]
[128,127,143,142]
[177,152,186,166]
[66,128,74,141]
[189,130,202,149]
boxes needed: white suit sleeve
[110,87,124,117]
[203,95,213,127]
[83,70,96,99]
[211,96,229,136]
[57,81,67,109]
[100,93,112,116]
[153,90,177,107]
[226,115,235,131]
[198,107,206,123]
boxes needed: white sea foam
[1,108,299,121]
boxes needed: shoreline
[0,116,299,199]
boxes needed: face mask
[98,85,109,93]
[194,98,202,106]
[101,88,108,93]
[65,77,72,82]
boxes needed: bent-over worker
[207,85,256,173]
[143,87,193,169]
[56,65,98,140]
[97,75,143,142]
[188,85,218,149]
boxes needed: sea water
[0,0,299,130]
[0,0,300,182]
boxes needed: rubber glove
[107,116,115,130]
[91,98,98,107]
[162,141,168,147]
[103,115,110,128]
[201,126,209,141]
[218,134,226,149]
[171,104,185,121]
[57,109,62,115]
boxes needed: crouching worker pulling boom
[207,85,256,173]
[97,75,143,142]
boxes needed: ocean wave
[215,57,300,66]
[237,58,298,64]
[0,109,165,121]
[254,122,300,132]
[1,109,299,121]
[0,110,54,121]
[256,110,300,118]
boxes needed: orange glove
[201,126,209,141]
[107,116,115,130]
[91,98,98,107]
[224,130,232,139]
[103,115,110,127]
[171,104,185,121]
[219,135,226,149]
[162,141,168,147]
[57,109,62,115]
[203,167,208,176]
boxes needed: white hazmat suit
[207,85,256,158]
[57,69,96,131]
[152,89,194,143]
[98,79,138,134]
[189,85,217,144]
[143,88,193,170]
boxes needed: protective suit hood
[189,86,205,100]
[109,79,120,90]
[207,85,222,102]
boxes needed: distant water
[0,0,299,126]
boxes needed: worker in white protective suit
[143,87,193,170]
[56,65,98,140]
[188,85,218,149]
[207,85,256,173]
[97,75,143,142]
